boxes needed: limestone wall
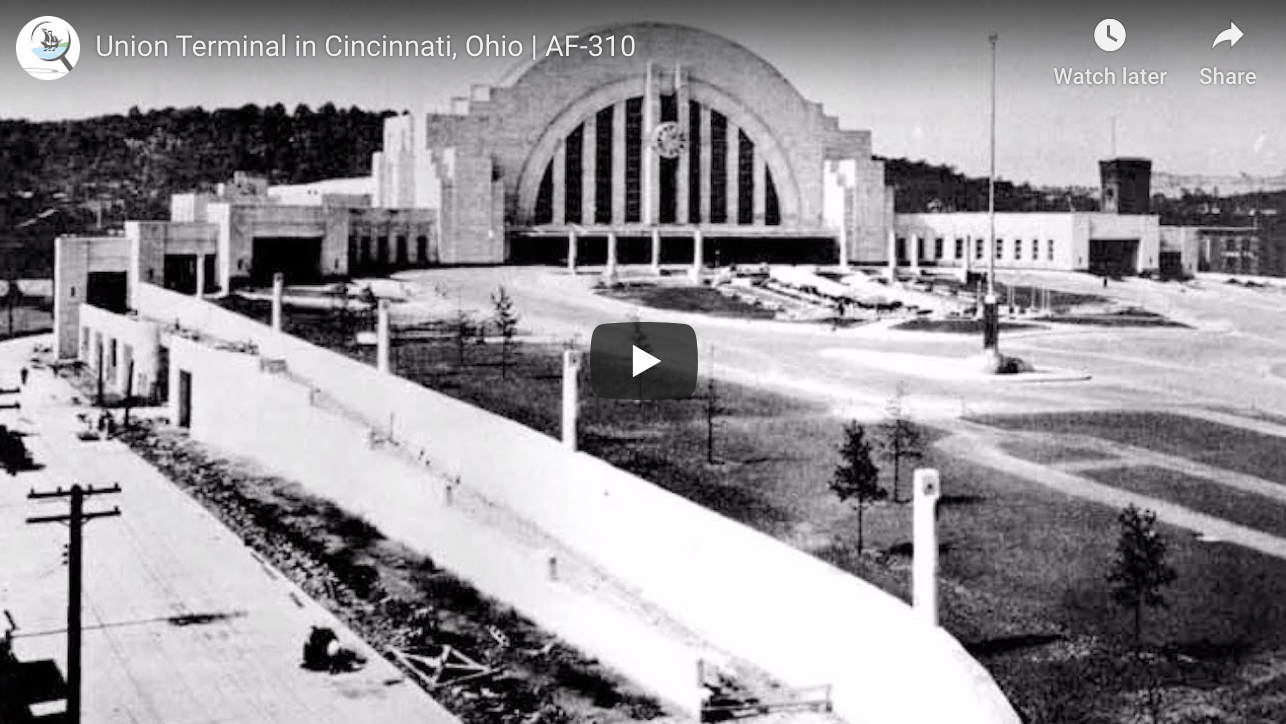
[140,283,1020,724]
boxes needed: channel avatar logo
[16,17,79,80]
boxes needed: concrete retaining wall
[141,282,1020,724]
[165,334,707,712]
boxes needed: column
[567,230,578,273]
[726,122,740,224]
[611,101,626,225]
[376,299,391,374]
[651,228,662,273]
[838,225,849,272]
[675,64,690,225]
[911,234,921,275]
[886,230,897,282]
[960,234,972,283]
[605,232,618,282]
[561,350,580,451]
[752,155,766,225]
[581,115,597,225]
[551,142,566,226]
[913,469,941,627]
[698,107,712,224]
[642,61,659,226]
[194,254,205,298]
[690,229,704,284]
[271,272,284,331]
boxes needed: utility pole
[982,31,1001,367]
[95,344,104,408]
[123,360,135,429]
[27,484,122,724]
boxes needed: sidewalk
[0,335,460,724]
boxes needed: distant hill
[877,157,1100,213]
[1,103,397,277]
[1152,171,1286,199]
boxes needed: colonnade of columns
[565,228,707,283]
[886,232,928,281]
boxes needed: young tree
[877,383,923,503]
[451,300,474,368]
[704,374,723,465]
[491,286,520,380]
[830,420,885,555]
[332,281,352,339]
[1108,505,1177,650]
[356,285,379,330]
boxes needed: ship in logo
[40,28,62,51]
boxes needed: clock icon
[1095,18,1126,52]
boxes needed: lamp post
[981,31,1001,367]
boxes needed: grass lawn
[998,438,1114,465]
[971,410,1286,486]
[218,297,1286,723]
[598,284,778,319]
[1084,465,1286,539]
[1038,313,1188,328]
[892,318,1044,334]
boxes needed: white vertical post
[886,230,897,282]
[911,234,921,276]
[651,228,662,274]
[605,232,618,283]
[838,222,850,273]
[561,350,580,451]
[376,299,391,374]
[913,468,941,627]
[271,272,284,331]
[194,254,205,298]
[690,229,704,284]
[567,230,578,273]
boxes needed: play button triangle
[632,345,661,377]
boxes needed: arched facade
[374,22,893,264]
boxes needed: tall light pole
[982,31,1001,366]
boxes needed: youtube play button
[590,322,698,400]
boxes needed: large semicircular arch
[515,78,802,227]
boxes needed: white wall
[895,213,1077,270]
[52,236,132,359]
[166,334,707,712]
[79,304,160,398]
[140,283,1020,724]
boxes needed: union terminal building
[55,22,1181,361]
[375,21,891,268]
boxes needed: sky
[2,0,1283,186]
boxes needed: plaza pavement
[390,265,1286,559]
[0,335,460,724]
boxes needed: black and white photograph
[1,1,1284,722]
